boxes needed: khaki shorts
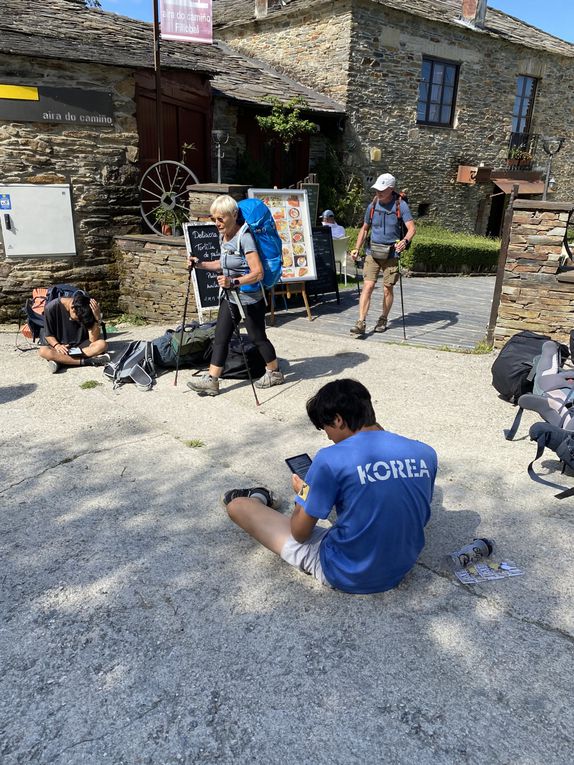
[363,249,400,286]
[280,525,332,587]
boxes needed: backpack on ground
[492,330,568,404]
[527,422,574,499]
[503,339,573,440]
[152,323,216,369]
[21,283,82,343]
[236,198,282,291]
[220,334,266,380]
[103,340,155,391]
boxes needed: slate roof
[0,0,344,113]
[212,41,344,112]
[0,0,222,74]
[213,0,574,59]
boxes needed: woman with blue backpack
[187,194,284,397]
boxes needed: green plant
[316,146,365,228]
[184,439,205,448]
[256,96,316,150]
[152,205,187,229]
[79,380,102,389]
[508,146,532,161]
[109,313,148,326]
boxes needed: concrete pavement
[1,317,573,765]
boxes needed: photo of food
[293,243,305,255]
[275,219,288,232]
[298,267,308,277]
[279,232,290,243]
[282,268,295,279]
[273,208,285,220]
[289,218,303,230]
[288,207,300,219]
[296,257,307,267]
[287,197,300,207]
[282,255,293,267]
[292,232,303,243]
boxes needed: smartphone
[68,346,84,357]
[285,453,312,480]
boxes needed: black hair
[306,378,377,432]
[71,292,95,328]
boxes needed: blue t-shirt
[294,430,437,594]
[364,197,413,245]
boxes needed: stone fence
[494,200,574,347]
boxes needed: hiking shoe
[47,360,61,374]
[374,315,387,333]
[350,319,366,336]
[222,487,278,508]
[254,369,284,389]
[187,373,220,396]
[90,353,111,366]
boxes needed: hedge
[345,224,499,274]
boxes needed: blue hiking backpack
[237,198,282,292]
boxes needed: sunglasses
[210,216,225,223]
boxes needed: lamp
[212,130,229,184]
[541,136,564,201]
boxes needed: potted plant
[507,146,533,167]
[152,205,187,236]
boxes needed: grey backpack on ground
[103,340,156,391]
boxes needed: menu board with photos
[248,188,317,283]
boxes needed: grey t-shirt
[220,229,263,305]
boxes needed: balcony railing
[506,131,539,170]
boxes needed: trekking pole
[224,289,261,407]
[398,256,407,341]
[174,264,193,386]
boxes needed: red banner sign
[160,0,213,44]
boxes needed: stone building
[0,0,343,320]
[214,0,574,235]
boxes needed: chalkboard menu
[300,182,320,224]
[306,227,340,302]
[183,223,221,321]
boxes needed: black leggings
[210,296,277,369]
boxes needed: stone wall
[495,200,574,347]
[115,236,196,323]
[0,55,141,320]
[218,0,574,234]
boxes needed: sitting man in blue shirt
[223,378,437,594]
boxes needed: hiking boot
[47,360,61,374]
[187,373,220,396]
[222,487,279,509]
[89,353,111,366]
[350,319,366,336]
[254,369,284,389]
[374,315,388,333]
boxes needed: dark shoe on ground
[187,373,220,396]
[222,486,279,508]
[350,319,366,336]
[90,353,111,366]
[47,360,61,374]
[374,315,388,333]
[254,369,284,389]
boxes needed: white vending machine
[0,183,76,258]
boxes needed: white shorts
[280,525,332,587]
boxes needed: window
[512,75,537,135]
[417,57,459,126]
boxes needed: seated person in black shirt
[39,292,110,373]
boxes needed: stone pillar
[494,200,574,347]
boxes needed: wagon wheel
[139,160,198,235]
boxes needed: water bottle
[447,538,494,570]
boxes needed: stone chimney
[461,0,487,28]
[255,0,268,19]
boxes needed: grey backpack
[103,340,156,391]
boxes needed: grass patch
[79,380,102,389]
[108,313,148,326]
[435,339,494,354]
[183,439,205,448]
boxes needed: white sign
[248,188,317,283]
[161,0,213,44]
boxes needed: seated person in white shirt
[321,209,346,239]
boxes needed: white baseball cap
[321,209,335,219]
[371,173,396,191]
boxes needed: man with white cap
[320,210,346,239]
[350,173,415,336]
